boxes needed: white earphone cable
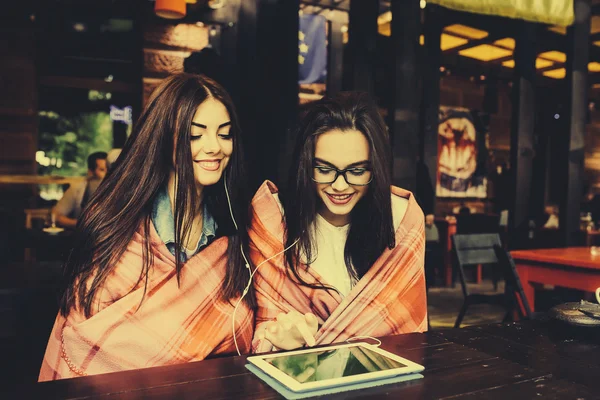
[224,174,299,355]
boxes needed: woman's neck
[317,206,350,227]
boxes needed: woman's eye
[190,135,202,141]
[316,167,334,174]
[218,134,233,140]
[349,169,367,176]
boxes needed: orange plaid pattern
[39,224,253,381]
[249,181,427,353]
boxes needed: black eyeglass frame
[311,165,373,186]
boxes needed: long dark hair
[282,92,395,291]
[60,73,253,317]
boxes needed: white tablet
[247,342,424,393]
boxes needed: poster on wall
[437,106,489,198]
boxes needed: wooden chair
[455,214,501,287]
[452,233,533,328]
[23,208,51,262]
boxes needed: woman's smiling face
[313,129,371,227]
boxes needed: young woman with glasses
[248,92,427,352]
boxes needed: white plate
[43,226,65,234]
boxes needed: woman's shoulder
[390,186,422,230]
[391,194,409,231]
[251,180,283,214]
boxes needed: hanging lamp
[155,0,186,19]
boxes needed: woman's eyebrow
[191,121,232,129]
[314,158,370,168]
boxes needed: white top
[307,195,408,297]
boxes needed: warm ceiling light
[444,24,488,39]
[589,62,600,72]
[536,59,553,69]
[459,44,512,61]
[501,59,554,69]
[539,51,567,63]
[543,68,566,79]
[548,26,567,35]
[378,11,392,25]
[413,33,466,49]
[592,15,600,34]
[378,23,390,36]
[155,0,186,19]
[594,41,600,47]
[494,38,515,49]
[441,33,468,50]
[593,83,600,89]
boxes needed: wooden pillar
[327,19,344,96]
[560,0,591,246]
[233,0,299,189]
[419,5,442,214]
[509,21,536,235]
[390,0,421,192]
[344,0,378,93]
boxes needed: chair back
[451,233,534,326]
[456,214,500,235]
[24,208,50,229]
[493,244,534,319]
[452,233,501,267]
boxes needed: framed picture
[437,106,489,198]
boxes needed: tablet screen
[266,346,406,384]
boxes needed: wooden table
[511,247,600,312]
[6,319,600,399]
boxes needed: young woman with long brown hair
[39,73,254,380]
[249,92,427,352]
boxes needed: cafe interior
[3,0,600,398]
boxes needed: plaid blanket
[249,181,427,352]
[39,224,253,381]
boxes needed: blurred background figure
[543,203,559,229]
[53,151,107,228]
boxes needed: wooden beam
[419,4,443,215]
[344,0,378,93]
[509,21,537,237]
[559,0,591,246]
[327,19,344,96]
[389,0,420,192]
[38,76,137,93]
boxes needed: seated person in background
[543,204,559,229]
[53,151,107,228]
[249,92,427,353]
[458,202,471,215]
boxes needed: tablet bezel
[247,342,424,393]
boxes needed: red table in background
[435,217,457,287]
[511,247,600,311]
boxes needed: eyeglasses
[312,165,373,186]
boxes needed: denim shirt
[151,185,217,262]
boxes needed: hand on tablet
[259,311,318,350]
